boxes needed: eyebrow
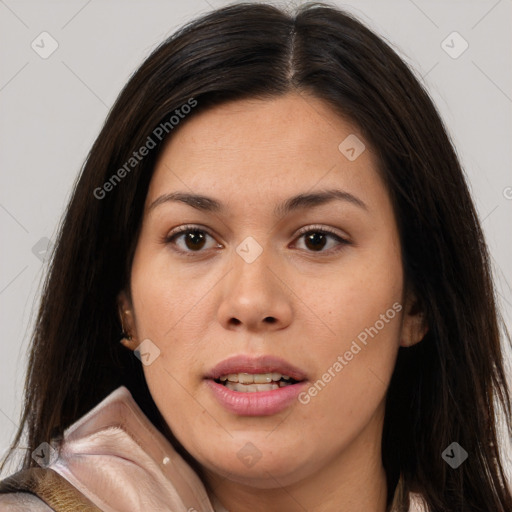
[147,188,368,217]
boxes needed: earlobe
[117,291,137,350]
[400,292,429,348]
[401,313,428,347]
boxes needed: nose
[216,242,293,333]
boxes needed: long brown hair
[2,2,511,510]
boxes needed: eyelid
[294,223,350,242]
[166,223,350,241]
[166,223,214,238]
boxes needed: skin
[118,91,428,512]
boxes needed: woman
[1,2,511,511]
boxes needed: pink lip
[204,354,309,416]
[204,354,308,381]
[204,379,308,416]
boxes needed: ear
[400,289,428,348]
[117,290,138,350]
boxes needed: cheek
[129,243,224,422]
[312,230,403,346]
[299,235,403,416]
[130,241,207,348]
[130,245,199,394]
[294,299,402,455]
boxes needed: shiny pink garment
[48,386,227,511]
[2,386,228,511]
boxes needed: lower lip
[205,379,308,416]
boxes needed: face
[119,92,426,492]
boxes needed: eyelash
[163,224,350,258]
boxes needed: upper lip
[205,354,308,382]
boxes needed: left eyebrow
[147,188,368,217]
[274,188,368,217]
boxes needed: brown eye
[294,227,349,254]
[165,226,220,256]
[182,230,207,251]
[303,232,328,251]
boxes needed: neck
[202,405,389,512]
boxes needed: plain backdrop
[1,0,511,482]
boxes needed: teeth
[253,374,272,384]
[218,372,292,383]
[224,381,294,392]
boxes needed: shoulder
[0,492,53,511]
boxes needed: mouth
[213,372,302,392]
[204,354,309,415]
[205,354,308,389]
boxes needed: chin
[200,448,313,489]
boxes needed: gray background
[1,0,511,481]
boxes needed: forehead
[147,92,386,212]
